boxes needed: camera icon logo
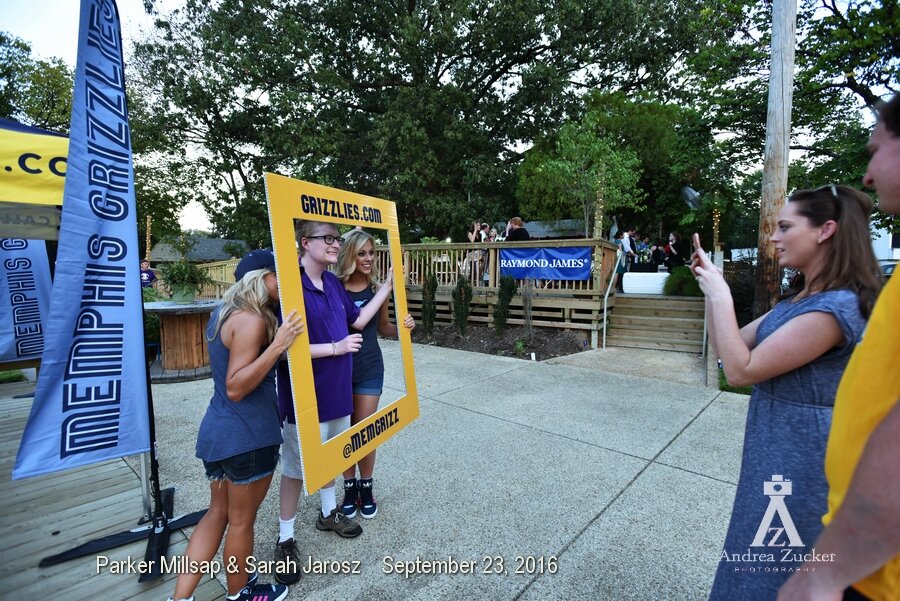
[763,474,792,497]
[751,474,804,547]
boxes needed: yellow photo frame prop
[264,173,419,494]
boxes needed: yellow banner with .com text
[0,123,68,206]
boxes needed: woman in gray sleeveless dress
[170,251,302,601]
[691,185,883,601]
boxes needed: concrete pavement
[148,340,748,600]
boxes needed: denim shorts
[202,445,280,485]
[352,374,384,396]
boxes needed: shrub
[451,276,473,335]
[514,339,527,357]
[719,370,751,395]
[142,287,162,343]
[157,260,213,294]
[663,266,702,297]
[422,272,438,335]
[493,275,517,333]
[0,370,27,384]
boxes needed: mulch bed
[410,323,589,360]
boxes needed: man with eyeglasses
[272,220,394,585]
[778,95,900,601]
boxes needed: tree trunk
[754,0,797,318]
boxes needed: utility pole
[592,183,605,292]
[754,0,797,318]
[145,215,152,261]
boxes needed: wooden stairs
[605,294,705,354]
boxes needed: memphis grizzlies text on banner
[0,239,52,362]
[499,247,592,281]
[13,0,150,479]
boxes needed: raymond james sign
[499,247,592,280]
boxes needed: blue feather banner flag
[14,0,150,479]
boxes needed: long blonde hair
[336,229,377,286]
[207,268,278,342]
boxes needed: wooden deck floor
[0,381,225,600]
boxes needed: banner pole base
[38,487,205,580]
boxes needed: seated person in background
[505,217,531,241]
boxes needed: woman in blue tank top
[336,230,415,520]
[170,250,302,601]
[691,186,883,601]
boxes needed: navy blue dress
[709,289,867,601]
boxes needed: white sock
[320,486,336,517]
[279,516,295,543]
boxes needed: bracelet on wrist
[331,341,337,357]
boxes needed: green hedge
[663,266,703,297]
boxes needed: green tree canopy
[688,0,898,202]
[0,32,73,133]
[130,0,741,244]
[516,113,645,238]
[518,92,731,242]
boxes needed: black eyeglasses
[305,235,344,245]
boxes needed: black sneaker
[341,478,359,518]
[358,479,377,519]
[316,507,362,538]
[232,583,288,601]
[273,538,301,585]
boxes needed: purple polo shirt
[278,269,360,424]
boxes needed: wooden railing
[395,239,617,346]
[186,239,619,346]
[395,239,616,293]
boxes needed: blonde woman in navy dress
[336,229,415,519]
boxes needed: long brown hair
[877,94,899,137]
[783,184,882,317]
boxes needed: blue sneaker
[232,583,287,601]
[340,478,358,518]
[359,479,377,519]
